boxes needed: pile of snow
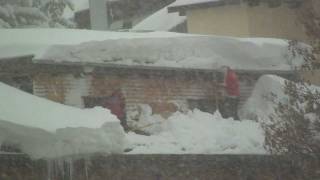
[126,109,265,154]
[132,3,186,31]
[240,74,320,122]
[0,82,126,159]
[39,35,304,71]
[127,104,169,135]
[240,75,286,122]
[0,29,188,59]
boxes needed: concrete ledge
[0,154,319,180]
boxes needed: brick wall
[31,65,296,117]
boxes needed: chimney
[89,0,109,30]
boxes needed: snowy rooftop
[0,29,304,71]
[0,28,188,59]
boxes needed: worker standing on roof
[220,66,240,120]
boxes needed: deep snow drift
[39,35,304,71]
[0,82,126,158]
[240,74,320,122]
[240,75,286,122]
[126,107,265,154]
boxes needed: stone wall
[0,154,319,180]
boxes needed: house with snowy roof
[167,0,312,42]
[74,0,174,31]
[0,29,301,118]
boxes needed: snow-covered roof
[39,35,304,71]
[132,3,186,31]
[0,28,188,59]
[0,29,304,71]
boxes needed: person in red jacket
[221,66,240,120]
[104,89,129,132]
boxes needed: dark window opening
[83,96,110,108]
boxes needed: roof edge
[168,0,240,13]
[32,59,295,74]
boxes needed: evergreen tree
[0,0,75,28]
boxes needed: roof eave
[33,59,295,75]
[168,0,240,14]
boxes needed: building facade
[168,0,309,42]
[0,55,297,118]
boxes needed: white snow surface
[169,0,220,8]
[132,3,186,31]
[0,28,188,59]
[126,109,265,154]
[240,74,320,122]
[0,29,305,70]
[0,82,126,158]
[240,75,286,122]
[40,34,304,70]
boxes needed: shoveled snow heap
[126,108,265,154]
[240,75,286,122]
[39,35,304,71]
[240,74,320,123]
[0,82,126,159]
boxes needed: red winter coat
[104,93,125,120]
[224,69,240,97]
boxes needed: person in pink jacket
[221,66,240,120]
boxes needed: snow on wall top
[0,28,188,59]
[0,82,127,158]
[0,81,119,132]
[39,34,304,71]
[132,3,186,31]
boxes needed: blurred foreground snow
[0,82,126,159]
